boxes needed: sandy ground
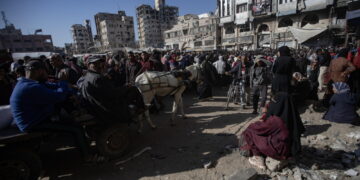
[39,88,360,180]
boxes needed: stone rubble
[346,132,360,140]
[344,169,359,177]
[202,106,360,180]
[266,157,288,172]
[330,139,349,151]
[236,112,360,180]
[226,168,258,180]
[204,161,215,169]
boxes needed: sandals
[248,156,266,170]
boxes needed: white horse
[135,65,201,131]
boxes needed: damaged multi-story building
[136,0,179,49]
[0,25,53,53]
[217,0,350,50]
[94,11,135,51]
[164,13,220,51]
[346,0,360,46]
[71,20,94,54]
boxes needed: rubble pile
[257,108,360,180]
[217,107,360,180]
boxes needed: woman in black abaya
[272,46,295,94]
[240,92,306,169]
[197,55,217,100]
[265,92,306,157]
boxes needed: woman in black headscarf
[198,54,217,100]
[240,92,305,169]
[265,92,305,156]
[272,46,295,94]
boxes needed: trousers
[252,85,268,111]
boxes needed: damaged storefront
[346,1,360,46]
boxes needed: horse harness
[139,71,188,95]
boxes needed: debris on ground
[115,146,152,165]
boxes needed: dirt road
[39,88,259,180]
[40,88,360,180]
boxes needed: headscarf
[337,48,349,58]
[332,82,350,94]
[266,92,305,157]
[278,46,291,57]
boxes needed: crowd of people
[0,44,359,165]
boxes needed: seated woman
[323,82,360,125]
[239,92,305,169]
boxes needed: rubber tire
[96,124,130,158]
[0,150,42,180]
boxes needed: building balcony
[236,0,249,4]
[220,16,234,25]
[274,32,293,40]
[237,35,253,44]
[222,37,237,44]
[223,33,236,39]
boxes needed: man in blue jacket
[10,60,91,160]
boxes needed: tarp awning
[288,27,327,44]
[347,9,360,20]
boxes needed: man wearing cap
[10,60,92,160]
[81,56,130,123]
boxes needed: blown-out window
[278,18,293,27]
[237,4,247,13]
[301,14,319,27]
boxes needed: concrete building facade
[64,43,74,55]
[217,0,349,50]
[136,0,179,49]
[71,21,93,54]
[164,13,220,51]
[0,24,53,52]
[94,11,135,51]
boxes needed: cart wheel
[0,150,42,180]
[96,124,130,158]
